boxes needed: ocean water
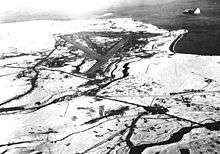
[1,0,219,55]
[101,0,220,55]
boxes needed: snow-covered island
[0,18,219,154]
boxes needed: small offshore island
[0,18,219,154]
[183,8,201,15]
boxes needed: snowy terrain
[0,18,219,154]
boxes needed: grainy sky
[0,0,176,23]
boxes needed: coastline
[0,18,219,154]
[169,31,187,53]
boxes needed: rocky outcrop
[183,8,201,15]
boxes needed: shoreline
[169,30,187,53]
[0,18,219,154]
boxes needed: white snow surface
[0,18,219,154]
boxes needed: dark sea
[99,0,220,55]
[2,0,220,55]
